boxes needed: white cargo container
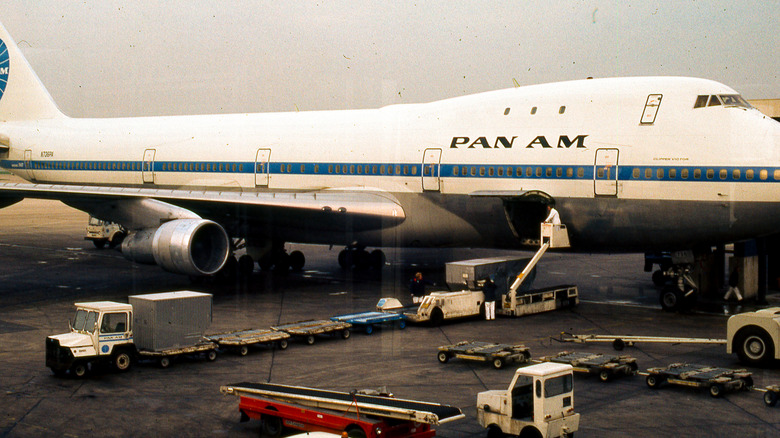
[129,291,212,351]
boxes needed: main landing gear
[337,246,386,271]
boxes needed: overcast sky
[3,1,779,117]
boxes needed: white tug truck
[477,363,579,438]
[46,291,215,377]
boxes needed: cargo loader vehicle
[221,382,464,438]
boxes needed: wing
[0,182,406,237]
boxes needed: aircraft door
[142,149,156,184]
[23,149,35,181]
[422,148,442,191]
[255,148,271,187]
[594,148,619,196]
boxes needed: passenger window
[452,166,459,176]
[531,107,537,115]
[694,169,701,179]
[559,106,566,114]
[706,169,714,179]
[497,167,504,177]
[732,169,739,180]
[395,165,401,175]
[760,170,768,180]
[526,168,532,177]
[657,169,664,179]
[372,165,378,174]
[632,169,640,179]
[566,168,573,178]
[380,165,385,175]
[411,166,417,175]
[681,169,689,179]
[597,168,605,179]
[556,168,562,178]
[470,167,476,176]
[402,165,408,175]
[536,167,542,177]
[488,167,495,177]
[479,167,485,176]
[287,164,292,173]
[645,169,652,179]
[546,167,552,177]
[720,169,727,180]
[504,108,511,115]
[669,169,676,179]
[774,170,780,181]
[577,168,584,178]
[507,167,513,177]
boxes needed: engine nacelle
[121,219,230,276]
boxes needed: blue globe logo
[0,38,8,102]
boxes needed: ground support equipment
[137,340,218,368]
[437,341,531,369]
[221,382,464,438]
[205,328,291,356]
[537,351,638,382]
[759,385,779,407]
[644,363,753,398]
[271,320,352,345]
[556,332,726,351]
[330,311,406,335]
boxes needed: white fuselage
[3,77,780,251]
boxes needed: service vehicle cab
[477,363,579,438]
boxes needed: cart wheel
[599,370,611,382]
[364,325,373,335]
[159,357,171,368]
[437,351,450,363]
[612,338,625,351]
[239,345,249,356]
[646,375,662,388]
[278,339,288,350]
[341,329,351,339]
[397,320,406,330]
[71,362,88,378]
[709,383,724,398]
[207,350,218,362]
[261,415,282,438]
[345,427,367,438]
[764,390,778,407]
[306,335,316,345]
[493,358,504,369]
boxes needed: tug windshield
[72,309,98,333]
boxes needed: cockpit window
[694,94,752,109]
[708,95,722,107]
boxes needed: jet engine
[121,219,230,276]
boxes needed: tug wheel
[437,352,450,363]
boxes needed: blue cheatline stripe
[1,159,780,184]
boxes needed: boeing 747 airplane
[1,22,779,309]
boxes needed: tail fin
[0,21,64,121]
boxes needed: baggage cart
[644,363,753,398]
[205,328,291,356]
[271,320,352,345]
[330,311,406,335]
[538,351,638,382]
[437,341,531,369]
[137,340,218,368]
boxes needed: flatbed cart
[537,351,638,382]
[437,341,531,369]
[221,382,465,438]
[205,329,291,356]
[271,320,352,345]
[556,332,726,351]
[330,311,406,335]
[644,363,753,398]
[137,340,218,368]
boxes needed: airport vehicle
[271,320,352,345]
[330,311,406,335]
[644,363,753,398]
[726,307,780,366]
[46,291,217,376]
[437,341,531,369]
[1,21,779,305]
[205,328,290,356]
[84,215,126,249]
[477,362,579,438]
[558,306,780,366]
[221,382,464,438]
[538,351,638,382]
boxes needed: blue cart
[331,311,407,335]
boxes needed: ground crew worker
[544,204,561,225]
[482,276,497,320]
[409,272,432,304]
[724,266,743,301]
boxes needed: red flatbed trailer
[221,382,464,438]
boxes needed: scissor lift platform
[330,311,406,334]
[437,341,531,369]
[538,351,638,382]
[271,320,352,345]
[644,363,753,398]
[205,328,291,355]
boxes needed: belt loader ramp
[221,382,464,438]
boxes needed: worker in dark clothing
[724,266,743,301]
[482,276,498,320]
[409,272,432,304]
